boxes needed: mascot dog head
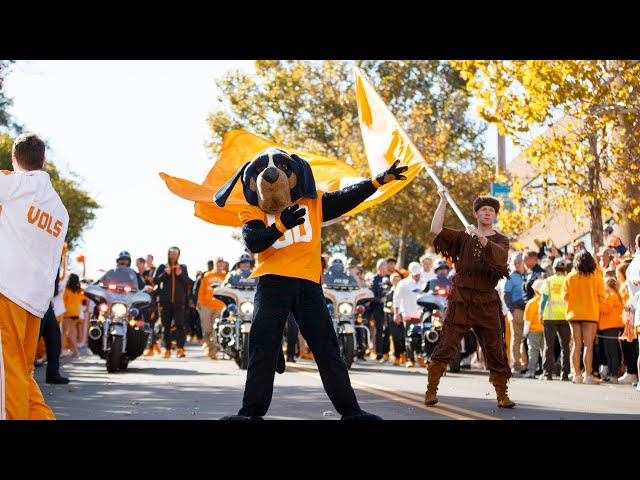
[213,147,317,215]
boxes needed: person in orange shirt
[214,148,407,420]
[62,274,85,358]
[522,279,544,379]
[198,257,228,359]
[561,250,606,385]
[599,277,625,383]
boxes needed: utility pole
[497,133,506,175]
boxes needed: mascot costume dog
[215,147,408,420]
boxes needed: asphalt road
[34,343,640,420]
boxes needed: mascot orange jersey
[239,192,324,284]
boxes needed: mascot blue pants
[214,147,407,420]
[240,275,359,417]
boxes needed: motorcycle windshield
[324,272,358,288]
[98,266,139,291]
[225,269,258,288]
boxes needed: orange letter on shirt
[28,206,41,224]
[53,220,63,238]
[37,211,49,229]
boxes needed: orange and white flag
[342,67,425,216]
[160,67,425,226]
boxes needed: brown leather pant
[430,300,510,377]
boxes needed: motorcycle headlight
[111,303,128,317]
[240,301,254,316]
[338,303,353,315]
[433,319,442,328]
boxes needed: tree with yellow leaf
[452,60,640,252]
[208,60,493,269]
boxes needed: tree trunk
[398,234,408,269]
[590,198,604,254]
[588,136,604,254]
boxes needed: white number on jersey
[267,209,313,249]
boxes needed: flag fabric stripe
[0,327,6,420]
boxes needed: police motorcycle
[213,254,256,370]
[85,252,152,373]
[323,259,374,369]
[416,260,477,372]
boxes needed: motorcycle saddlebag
[126,324,151,358]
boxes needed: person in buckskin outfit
[424,185,515,409]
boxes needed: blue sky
[4,60,517,278]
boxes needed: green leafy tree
[0,62,99,248]
[208,61,492,267]
[0,134,99,249]
[0,61,23,134]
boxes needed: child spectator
[599,277,624,383]
[522,279,544,378]
[62,273,85,358]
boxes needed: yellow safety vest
[540,274,567,321]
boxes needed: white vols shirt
[0,170,69,317]
[393,276,425,319]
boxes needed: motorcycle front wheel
[341,333,355,369]
[239,333,250,370]
[106,336,124,373]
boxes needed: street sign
[491,181,515,225]
[491,181,515,211]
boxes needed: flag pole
[425,166,476,237]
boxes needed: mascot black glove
[373,159,409,187]
[280,204,306,230]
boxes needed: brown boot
[399,352,407,366]
[424,360,448,406]
[489,371,516,408]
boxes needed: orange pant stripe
[0,327,6,420]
